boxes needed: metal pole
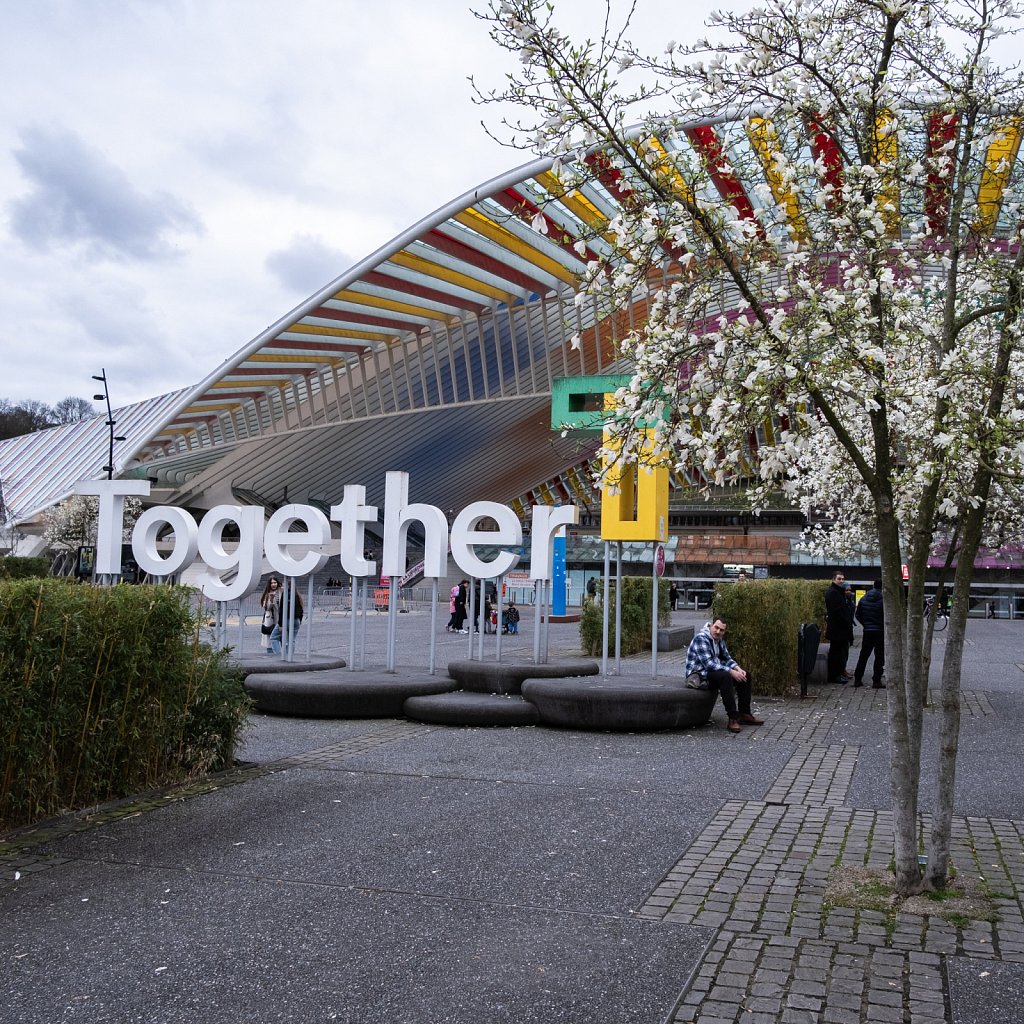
[495,578,503,662]
[541,579,550,664]
[651,544,659,679]
[476,580,485,661]
[467,579,476,658]
[387,576,398,672]
[359,578,367,669]
[305,576,313,662]
[536,577,544,663]
[615,542,623,674]
[348,579,358,671]
[602,541,610,676]
[285,577,295,662]
[429,577,438,674]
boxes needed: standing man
[586,577,598,604]
[825,571,855,685]
[684,618,764,733]
[853,579,885,689]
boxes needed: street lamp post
[92,369,126,481]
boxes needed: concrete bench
[657,625,694,652]
[404,691,540,727]
[244,669,456,718]
[521,676,716,731]
[447,658,599,695]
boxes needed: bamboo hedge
[711,577,830,697]
[579,577,672,656]
[0,580,251,830]
[0,556,51,579]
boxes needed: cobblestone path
[638,688,1018,1024]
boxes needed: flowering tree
[44,494,142,552]
[477,0,1024,895]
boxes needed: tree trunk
[925,504,988,888]
[876,510,923,895]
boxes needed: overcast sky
[0,0,735,409]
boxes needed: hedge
[0,556,51,579]
[0,580,251,830]
[711,577,830,696]
[580,576,671,656]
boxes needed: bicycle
[923,597,949,631]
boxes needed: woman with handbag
[260,577,282,655]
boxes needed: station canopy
[3,110,1022,532]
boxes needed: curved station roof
[3,110,1022,531]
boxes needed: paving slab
[946,957,1024,1024]
[2,859,711,1024]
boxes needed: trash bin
[797,623,821,699]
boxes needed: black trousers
[706,669,753,719]
[827,638,851,684]
[854,630,884,685]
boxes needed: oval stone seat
[244,669,456,718]
[232,655,347,676]
[447,658,599,695]
[404,691,540,727]
[521,677,716,731]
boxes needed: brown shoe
[738,713,764,725]
[727,719,742,733]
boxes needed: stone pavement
[2,608,1024,1022]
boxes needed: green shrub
[711,578,829,696]
[0,556,52,579]
[0,580,251,829]
[580,576,671,656]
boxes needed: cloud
[265,234,353,295]
[8,125,204,261]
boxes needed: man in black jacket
[853,579,885,688]
[825,571,855,685]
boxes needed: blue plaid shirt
[684,623,738,680]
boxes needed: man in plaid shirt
[684,618,764,734]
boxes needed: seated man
[684,618,764,733]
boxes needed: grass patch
[825,865,1000,927]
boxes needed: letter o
[131,506,199,577]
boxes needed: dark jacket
[856,587,884,632]
[825,582,854,642]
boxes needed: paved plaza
[3,605,1024,1022]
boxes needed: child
[506,599,520,635]
[446,584,459,632]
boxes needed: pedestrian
[683,618,764,733]
[454,579,469,633]
[274,588,304,656]
[507,599,520,635]
[260,577,282,656]
[586,577,597,604]
[446,583,459,632]
[853,579,885,689]
[669,581,679,611]
[825,571,855,684]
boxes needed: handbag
[261,609,275,635]
[685,671,707,689]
